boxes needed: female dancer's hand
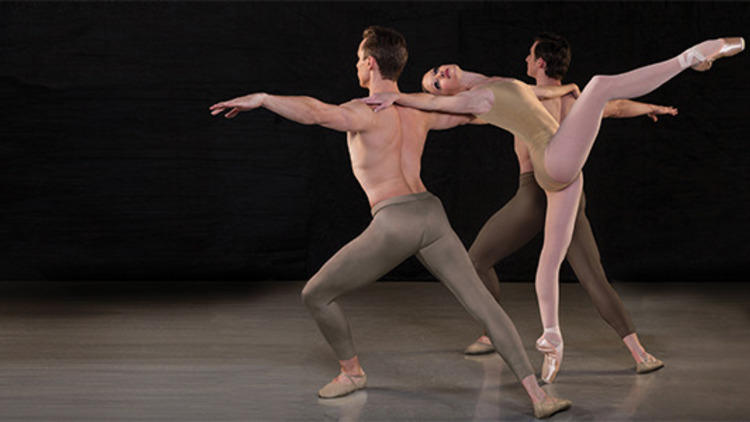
[361,92,400,112]
[566,83,581,98]
[210,93,267,118]
[647,105,678,122]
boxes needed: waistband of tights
[371,191,436,216]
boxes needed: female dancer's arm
[365,90,494,115]
[531,83,580,100]
[364,83,579,114]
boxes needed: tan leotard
[477,79,574,191]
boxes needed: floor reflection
[318,390,368,422]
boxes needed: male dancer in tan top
[209,26,575,418]
[466,33,674,381]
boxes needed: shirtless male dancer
[465,33,674,381]
[209,26,573,418]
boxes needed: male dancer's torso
[345,101,435,207]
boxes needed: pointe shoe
[318,371,367,399]
[464,335,496,355]
[693,37,745,71]
[533,396,572,419]
[536,334,563,383]
[636,354,665,374]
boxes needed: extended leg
[566,193,636,338]
[468,173,546,304]
[544,39,729,183]
[566,194,663,372]
[302,219,418,360]
[302,216,419,398]
[465,174,545,354]
[417,225,571,417]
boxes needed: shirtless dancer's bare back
[210,26,571,418]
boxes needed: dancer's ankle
[622,333,648,363]
[521,374,546,404]
[339,356,364,376]
[542,326,562,344]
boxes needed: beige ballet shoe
[693,37,745,71]
[318,371,367,399]
[536,334,563,384]
[636,354,665,374]
[533,396,572,419]
[464,335,496,355]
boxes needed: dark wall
[2,2,748,281]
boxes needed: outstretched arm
[603,99,678,122]
[364,90,494,115]
[210,93,374,132]
[428,112,486,130]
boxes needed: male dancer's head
[525,32,571,82]
[357,26,407,93]
[357,26,408,85]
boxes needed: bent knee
[468,248,491,273]
[300,281,323,310]
[584,74,615,95]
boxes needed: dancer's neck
[462,71,492,89]
[367,77,400,96]
[533,72,563,87]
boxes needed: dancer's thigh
[541,174,584,265]
[469,181,546,266]
[303,218,419,302]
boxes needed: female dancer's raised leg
[544,38,742,183]
[534,37,743,382]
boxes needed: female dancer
[365,37,745,382]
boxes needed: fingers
[211,108,225,116]
[225,107,240,118]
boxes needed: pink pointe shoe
[536,331,563,384]
[692,37,745,71]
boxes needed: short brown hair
[361,26,408,81]
[533,33,571,80]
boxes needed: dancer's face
[526,41,544,79]
[421,64,462,95]
[356,40,373,88]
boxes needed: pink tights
[535,39,725,338]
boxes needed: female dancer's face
[421,64,462,95]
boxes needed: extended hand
[647,105,678,122]
[209,93,267,118]
[361,92,400,112]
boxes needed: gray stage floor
[0,281,747,421]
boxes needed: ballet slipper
[464,335,495,355]
[536,333,563,384]
[636,354,664,374]
[533,396,572,419]
[318,371,367,399]
[692,37,745,71]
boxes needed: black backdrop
[2,1,748,282]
